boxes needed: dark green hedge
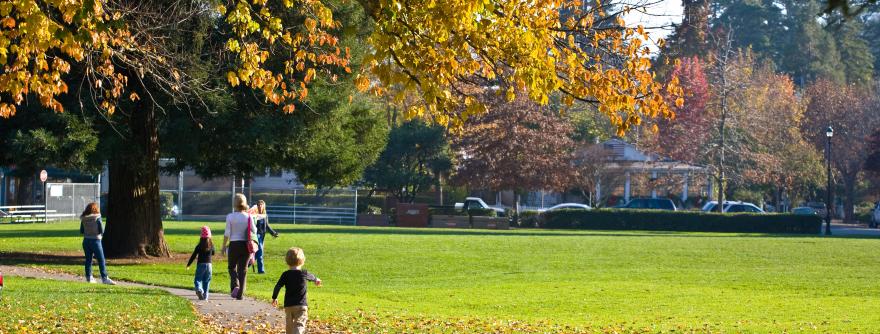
[467,208,498,217]
[516,210,541,228]
[429,206,465,216]
[541,209,821,234]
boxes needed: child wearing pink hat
[186,226,215,300]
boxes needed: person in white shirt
[221,193,257,300]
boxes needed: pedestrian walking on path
[187,226,215,300]
[222,193,258,300]
[79,202,115,285]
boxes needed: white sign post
[39,170,47,223]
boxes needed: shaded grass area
[2,222,880,332]
[0,276,204,333]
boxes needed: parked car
[792,207,818,215]
[454,197,506,215]
[538,203,592,213]
[701,201,764,213]
[870,201,880,228]
[615,198,677,211]
[803,201,828,218]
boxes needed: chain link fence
[45,183,100,220]
[159,172,358,224]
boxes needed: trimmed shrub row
[467,208,497,217]
[516,210,541,228]
[541,209,822,234]
[429,206,464,216]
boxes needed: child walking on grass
[272,247,322,334]
[187,226,215,300]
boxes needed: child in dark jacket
[272,247,322,334]
[187,226,215,300]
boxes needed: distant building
[483,139,711,210]
[585,139,710,208]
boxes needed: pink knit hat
[200,226,212,238]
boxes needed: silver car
[538,203,592,213]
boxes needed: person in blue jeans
[79,202,116,285]
[187,226,215,300]
[251,200,279,274]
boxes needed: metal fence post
[70,184,75,222]
[178,171,184,221]
[43,183,48,223]
[293,189,297,224]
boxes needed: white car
[454,197,506,215]
[538,203,592,213]
[701,201,764,213]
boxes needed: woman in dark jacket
[252,200,278,274]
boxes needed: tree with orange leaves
[1,0,679,256]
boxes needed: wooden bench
[0,206,74,223]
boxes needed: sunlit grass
[2,221,879,332]
[0,276,204,333]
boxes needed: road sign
[39,170,48,182]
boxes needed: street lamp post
[825,126,834,236]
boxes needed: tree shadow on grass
[0,251,189,265]
[0,252,83,265]
[0,229,81,239]
[163,225,839,239]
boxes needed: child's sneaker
[86,277,97,284]
[101,277,117,285]
[196,290,204,300]
[231,287,240,299]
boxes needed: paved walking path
[0,265,335,333]
[829,222,880,237]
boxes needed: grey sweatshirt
[80,214,103,240]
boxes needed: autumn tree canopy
[0,0,679,257]
[1,0,679,130]
[804,78,880,223]
[453,89,576,194]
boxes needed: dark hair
[81,202,100,218]
[198,237,213,252]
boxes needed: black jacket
[256,216,277,237]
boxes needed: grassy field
[0,276,204,333]
[1,221,880,333]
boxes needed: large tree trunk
[103,101,169,258]
[13,175,34,205]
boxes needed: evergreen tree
[860,8,880,78]
[713,0,787,64]
[663,0,711,59]
[827,16,876,85]
[778,0,846,85]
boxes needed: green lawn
[1,221,879,333]
[0,276,205,333]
